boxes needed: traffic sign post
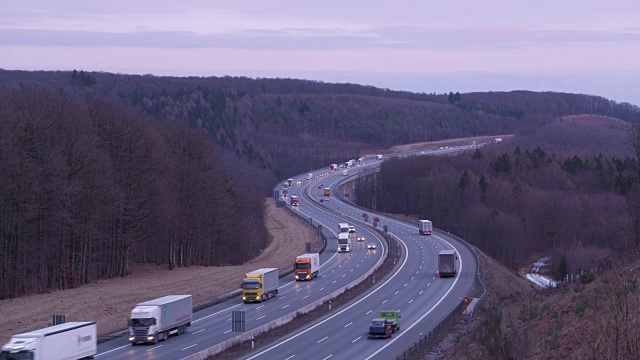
[232,310,245,332]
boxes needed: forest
[354,121,640,276]
[1,69,640,300]
[0,89,266,299]
[1,69,638,187]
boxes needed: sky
[2,0,640,105]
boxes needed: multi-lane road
[95,148,479,360]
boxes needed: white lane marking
[404,283,408,287]
[409,299,414,304]
[332,280,337,284]
[382,299,387,304]
[193,329,206,334]
[257,315,266,320]
[226,318,231,322]
[95,344,129,357]
[283,305,290,309]
[256,305,264,309]
[394,291,399,295]
[419,290,424,294]
[280,296,286,299]
[322,355,333,360]
[146,345,162,352]
[182,344,197,351]
[428,283,431,287]
[317,336,328,343]
[352,337,361,343]
[296,288,302,292]
[319,287,325,291]
[416,271,419,274]
[365,234,463,360]
[303,295,309,299]
[244,232,407,360]
[224,330,232,334]
[344,322,353,327]
[342,274,346,278]
[193,303,242,324]
[285,356,296,360]
[366,310,372,314]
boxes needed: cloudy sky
[2,0,639,105]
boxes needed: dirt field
[387,135,513,153]
[0,198,316,344]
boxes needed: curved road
[242,154,477,359]
[95,146,480,360]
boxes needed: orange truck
[294,253,320,281]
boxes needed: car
[367,243,376,249]
[318,185,322,188]
[373,216,380,222]
[319,198,324,202]
[357,236,365,241]
[362,212,368,217]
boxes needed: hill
[1,70,638,185]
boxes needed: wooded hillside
[355,117,640,273]
[0,89,267,299]
[1,70,637,186]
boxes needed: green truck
[366,311,401,339]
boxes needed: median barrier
[180,217,391,360]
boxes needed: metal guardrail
[393,300,465,360]
[332,167,489,359]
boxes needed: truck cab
[366,311,400,339]
[337,233,350,252]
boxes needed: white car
[367,243,376,250]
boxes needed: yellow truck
[242,268,279,303]
[324,188,331,196]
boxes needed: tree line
[0,89,267,299]
[355,143,640,276]
[2,70,638,185]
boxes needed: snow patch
[526,256,558,288]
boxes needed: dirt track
[0,198,316,344]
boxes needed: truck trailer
[2,322,96,360]
[419,220,433,235]
[438,250,458,277]
[324,188,331,196]
[338,233,350,252]
[330,164,337,172]
[242,268,279,303]
[295,253,320,280]
[129,295,192,345]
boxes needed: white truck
[348,225,356,241]
[342,169,348,176]
[295,253,320,280]
[2,322,96,360]
[419,220,433,235]
[338,222,349,234]
[242,268,279,303]
[338,233,350,252]
[129,295,192,345]
[375,154,383,160]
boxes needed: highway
[94,167,387,359]
[241,152,477,359]
[95,146,480,360]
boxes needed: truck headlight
[129,336,135,341]
[147,336,154,341]
[242,296,246,300]
[295,275,299,279]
